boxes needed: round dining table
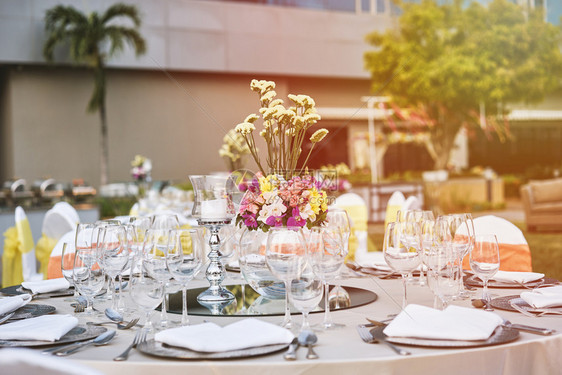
[17,273,562,375]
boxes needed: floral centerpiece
[218,129,251,172]
[130,154,152,197]
[130,154,152,182]
[234,79,330,232]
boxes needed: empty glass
[129,255,165,334]
[265,227,307,329]
[60,243,78,302]
[308,226,346,330]
[289,265,323,333]
[73,246,105,316]
[166,228,204,326]
[99,225,128,310]
[470,234,500,306]
[383,221,421,309]
[426,241,461,309]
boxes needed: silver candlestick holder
[189,175,237,303]
[197,218,235,302]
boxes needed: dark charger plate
[0,325,107,347]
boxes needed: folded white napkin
[0,314,78,342]
[0,294,31,316]
[520,286,562,308]
[383,304,503,341]
[155,318,294,352]
[21,278,70,294]
[491,271,544,284]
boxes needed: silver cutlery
[510,300,537,318]
[298,331,318,360]
[0,312,15,325]
[356,325,411,356]
[113,329,147,361]
[502,320,555,335]
[283,337,299,360]
[49,330,116,356]
[87,317,140,330]
[369,327,411,356]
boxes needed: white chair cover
[473,215,527,245]
[42,210,76,240]
[401,195,421,211]
[52,202,80,225]
[15,207,42,282]
[384,191,406,228]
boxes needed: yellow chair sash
[2,226,23,287]
[36,234,58,279]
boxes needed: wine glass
[470,234,500,306]
[265,227,307,329]
[166,228,204,326]
[448,213,474,298]
[73,246,105,316]
[308,226,346,330]
[383,221,421,309]
[60,243,78,302]
[151,213,180,230]
[143,228,174,328]
[425,240,461,309]
[99,225,128,310]
[289,264,323,333]
[129,254,165,334]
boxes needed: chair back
[334,193,368,261]
[384,191,405,228]
[463,215,532,272]
[46,229,76,279]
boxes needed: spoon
[283,337,299,360]
[106,308,124,322]
[298,330,319,360]
[52,330,116,356]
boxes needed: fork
[113,330,147,361]
[510,300,536,318]
[88,318,140,330]
[356,325,411,356]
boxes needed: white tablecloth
[14,274,562,375]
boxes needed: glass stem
[302,311,310,332]
[160,285,168,325]
[283,280,292,326]
[117,275,124,311]
[483,279,489,303]
[108,277,116,309]
[181,287,189,326]
[401,274,408,309]
[323,281,332,326]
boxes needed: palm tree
[43,4,146,186]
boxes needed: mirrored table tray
[165,284,377,317]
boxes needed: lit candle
[201,199,228,219]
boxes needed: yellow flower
[310,128,328,143]
[261,107,278,121]
[131,154,146,167]
[235,122,256,135]
[259,174,278,192]
[304,113,321,124]
[259,80,276,95]
[292,115,305,129]
[260,91,277,105]
[259,129,268,138]
[269,99,284,107]
[244,114,259,123]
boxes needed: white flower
[299,203,315,221]
[235,122,256,135]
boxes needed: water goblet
[470,234,500,306]
[383,221,421,309]
[151,213,180,230]
[289,265,323,333]
[166,228,204,326]
[425,241,461,309]
[60,243,79,302]
[73,247,105,316]
[308,226,346,330]
[129,256,165,334]
[99,225,128,310]
[265,227,307,330]
[143,228,174,329]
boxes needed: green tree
[43,4,146,185]
[365,0,562,170]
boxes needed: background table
[25,275,562,375]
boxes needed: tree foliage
[365,0,562,169]
[43,4,146,185]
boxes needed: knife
[369,328,411,356]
